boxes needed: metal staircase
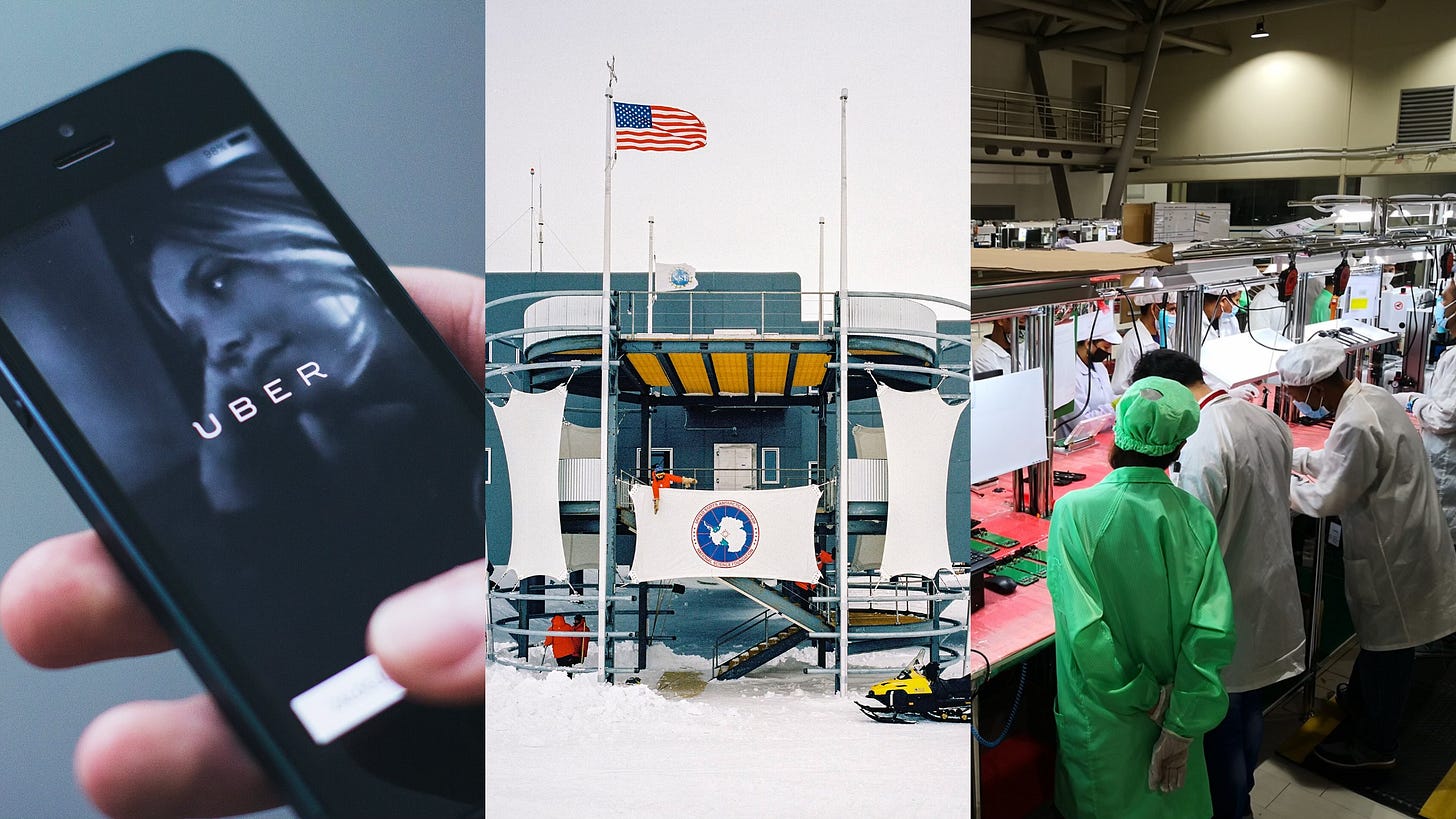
[713,621,810,680]
[719,577,832,632]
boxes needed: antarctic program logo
[670,266,691,287]
[691,500,759,568]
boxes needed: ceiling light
[1250,17,1270,39]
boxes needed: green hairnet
[1113,376,1200,456]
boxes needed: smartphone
[0,51,482,818]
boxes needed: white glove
[1147,729,1192,793]
[1230,384,1260,402]
[1148,684,1171,726]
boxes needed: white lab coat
[1290,381,1456,650]
[1175,393,1306,692]
[973,338,1012,375]
[1055,359,1114,440]
[1248,287,1287,336]
[1110,321,1159,395]
[1404,348,1456,545]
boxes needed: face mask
[1293,388,1329,420]
[1157,310,1176,344]
[1089,346,1111,363]
[1016,328,1027,344]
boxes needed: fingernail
[369,563,487,670]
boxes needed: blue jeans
[1203,689,1263,819]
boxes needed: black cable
[1055,307,1104,432]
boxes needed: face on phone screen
[0,128,482,817]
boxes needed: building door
[713,443,757,491]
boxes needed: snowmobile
[856,651,978,723]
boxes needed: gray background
[0,2,483,817]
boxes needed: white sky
[485,2,970,314]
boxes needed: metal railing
[712,608,780,672]
[620,289,831,336]
[972,85,1159,151]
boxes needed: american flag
[614,102,707,152]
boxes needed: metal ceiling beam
[973,26,1148,63]
[1163,31,1231,55]
[1040,0,1384,51]
[993,0,1132,27]
[971,9,1039,27]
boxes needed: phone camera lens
[58,124,76,138]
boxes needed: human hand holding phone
[0,267,485,819]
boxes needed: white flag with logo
[654,262,698,292]
[628,484,819,582]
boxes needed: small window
[484,447,492,485]
[636,447,674,472]
[761,448,781,485]
[807,459,819,485]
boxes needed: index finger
[392,266,484,385]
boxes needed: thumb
[367,560,486,704]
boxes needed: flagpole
[818,216,826,334]
[529,167,536,272]
[598,58,617,683]
[647,217,656,333]
[836,88,850,695]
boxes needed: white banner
[878,384,966,581]
[628,484,820,582]
[654,261,698,292]
[489,387,569,580]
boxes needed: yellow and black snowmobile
[856,651,976,723]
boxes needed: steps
[719,577,832,633]
[714,624,810,680]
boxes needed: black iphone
[0,51,483,818]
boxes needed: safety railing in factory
[971,85,1159,151]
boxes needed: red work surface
[965,418,1333,679]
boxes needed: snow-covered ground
[487,585,975,817]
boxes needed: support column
[1027,47,1074,219]
[1103,1,1168,219]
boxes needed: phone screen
[0,127,482,816]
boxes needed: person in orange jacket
[542,613,581,667]
[651,466,697,512]
[569,614,592,660]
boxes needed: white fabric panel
[849,425,886,569]
[564,534,600,571]
[878,385,966,581]
[490,387,569,580]
[559,421,600,458]
[969,368,1048,483]
[628,484,820,583]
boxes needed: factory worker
[1054,311,1121,440]
[1048,376,1235,819]
[1200,292,1238,344]
[1310,275,1335,324]
[1246,285,1286,335]
[1279,338,1456,769]
[1110,274,1167,395]
[1054,228,1078,249]
[1132,350,1305,819]
[973,317,1016,376]
[1396,341,1456,548]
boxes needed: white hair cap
[1276,337,1346,386]
[1074,310,1123,345]
[1129,273,1166,307]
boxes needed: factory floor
[1251,639,1407,819]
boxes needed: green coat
[1048,467,1236,819]
[1311,289,1333,324]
